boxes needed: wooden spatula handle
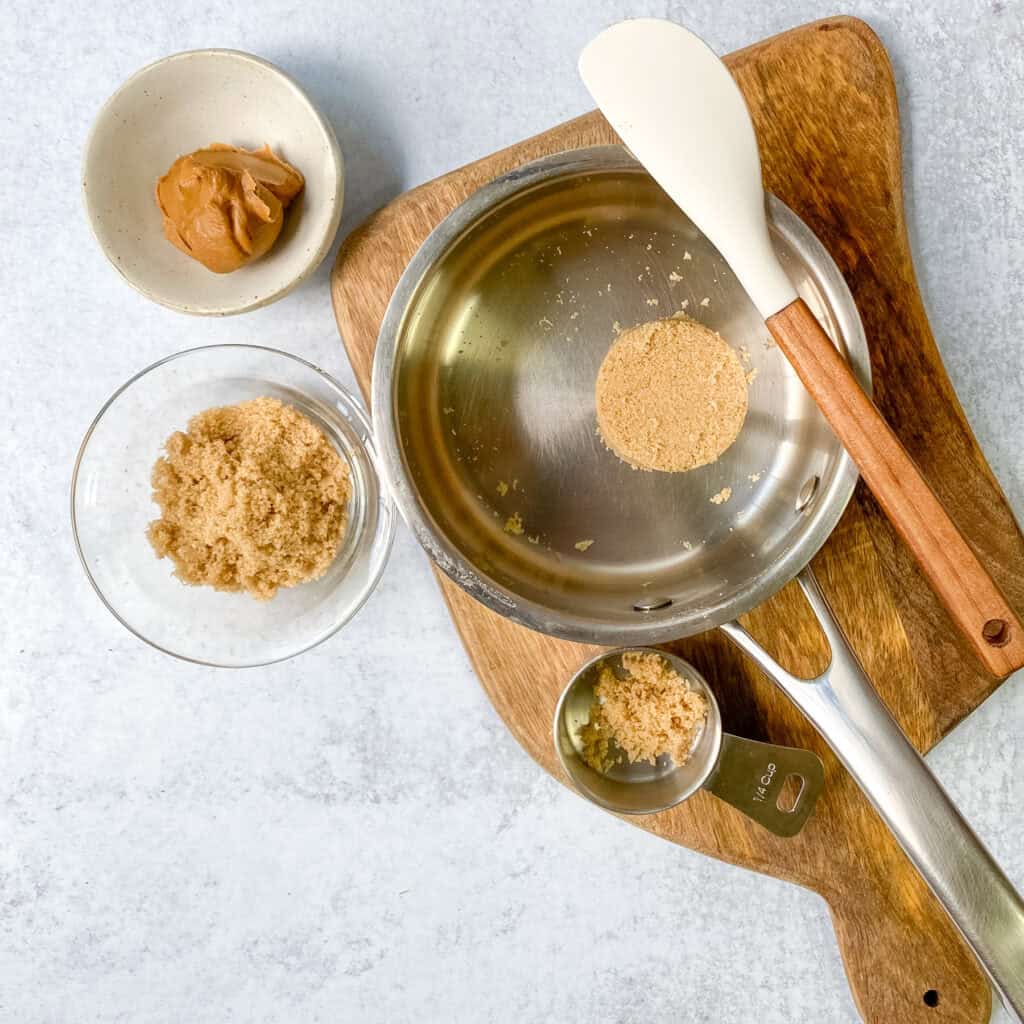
[766,298,1024,678]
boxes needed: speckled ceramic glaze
[82,49,344,315]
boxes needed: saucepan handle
[720,567,1024,1023]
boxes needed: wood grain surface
[331,17,1024,1023]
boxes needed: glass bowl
[71,345,394,667]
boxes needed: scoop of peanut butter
[155,144,305,274]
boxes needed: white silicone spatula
[580,18,1024,679]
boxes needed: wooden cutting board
[331,17,1024,1023]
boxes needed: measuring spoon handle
[722,568,1024,1023]
[766,297,1024,677]
[703,733,823,837]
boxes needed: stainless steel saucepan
[372,146,1024,1013]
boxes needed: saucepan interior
[373,146,869,644]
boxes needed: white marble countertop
[3,1,1023,1021]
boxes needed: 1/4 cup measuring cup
[554,648,824,837]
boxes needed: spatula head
[580,18,796,317]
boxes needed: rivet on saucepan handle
[795,475,820,513]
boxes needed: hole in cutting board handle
[983,618,1010,647]
[776,773,805,813]
[922,990,940,1008]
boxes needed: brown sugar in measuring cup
[554,648,823,836]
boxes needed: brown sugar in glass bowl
[147,396,351,601]
[71,345,394,667]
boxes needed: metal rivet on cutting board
[633,597,673,612]
[795,475,820,512]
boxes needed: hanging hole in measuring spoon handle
[703,734,825,837]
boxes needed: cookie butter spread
[155,144,305,273]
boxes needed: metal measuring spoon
[554,648,823,837]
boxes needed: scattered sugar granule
[710,487,732,505]
[739,346,750,363]
[443,406,455,414]
[539,317,553,329]
[496,481,509,496]
[527,535,539,545]
[668,271,683,283]
[645,298,659,307]
[682,541,693,551]
[612,320,622,333]
[645,243,652,251]
[512,478,520,491]
[700,297,710,307]
[683,251,692,261]
[574,539,595,552]
[746,368,759,385]
[504,513,524,535]
[748,472,762,483]
[570,311,579,320]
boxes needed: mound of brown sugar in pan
[580,651,708,773]
[147,397,351,601]
[595,317,748,472]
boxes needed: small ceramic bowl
[82,50,344,316]
[71,346,395,667]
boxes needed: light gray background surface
[3,1,1023,1021]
